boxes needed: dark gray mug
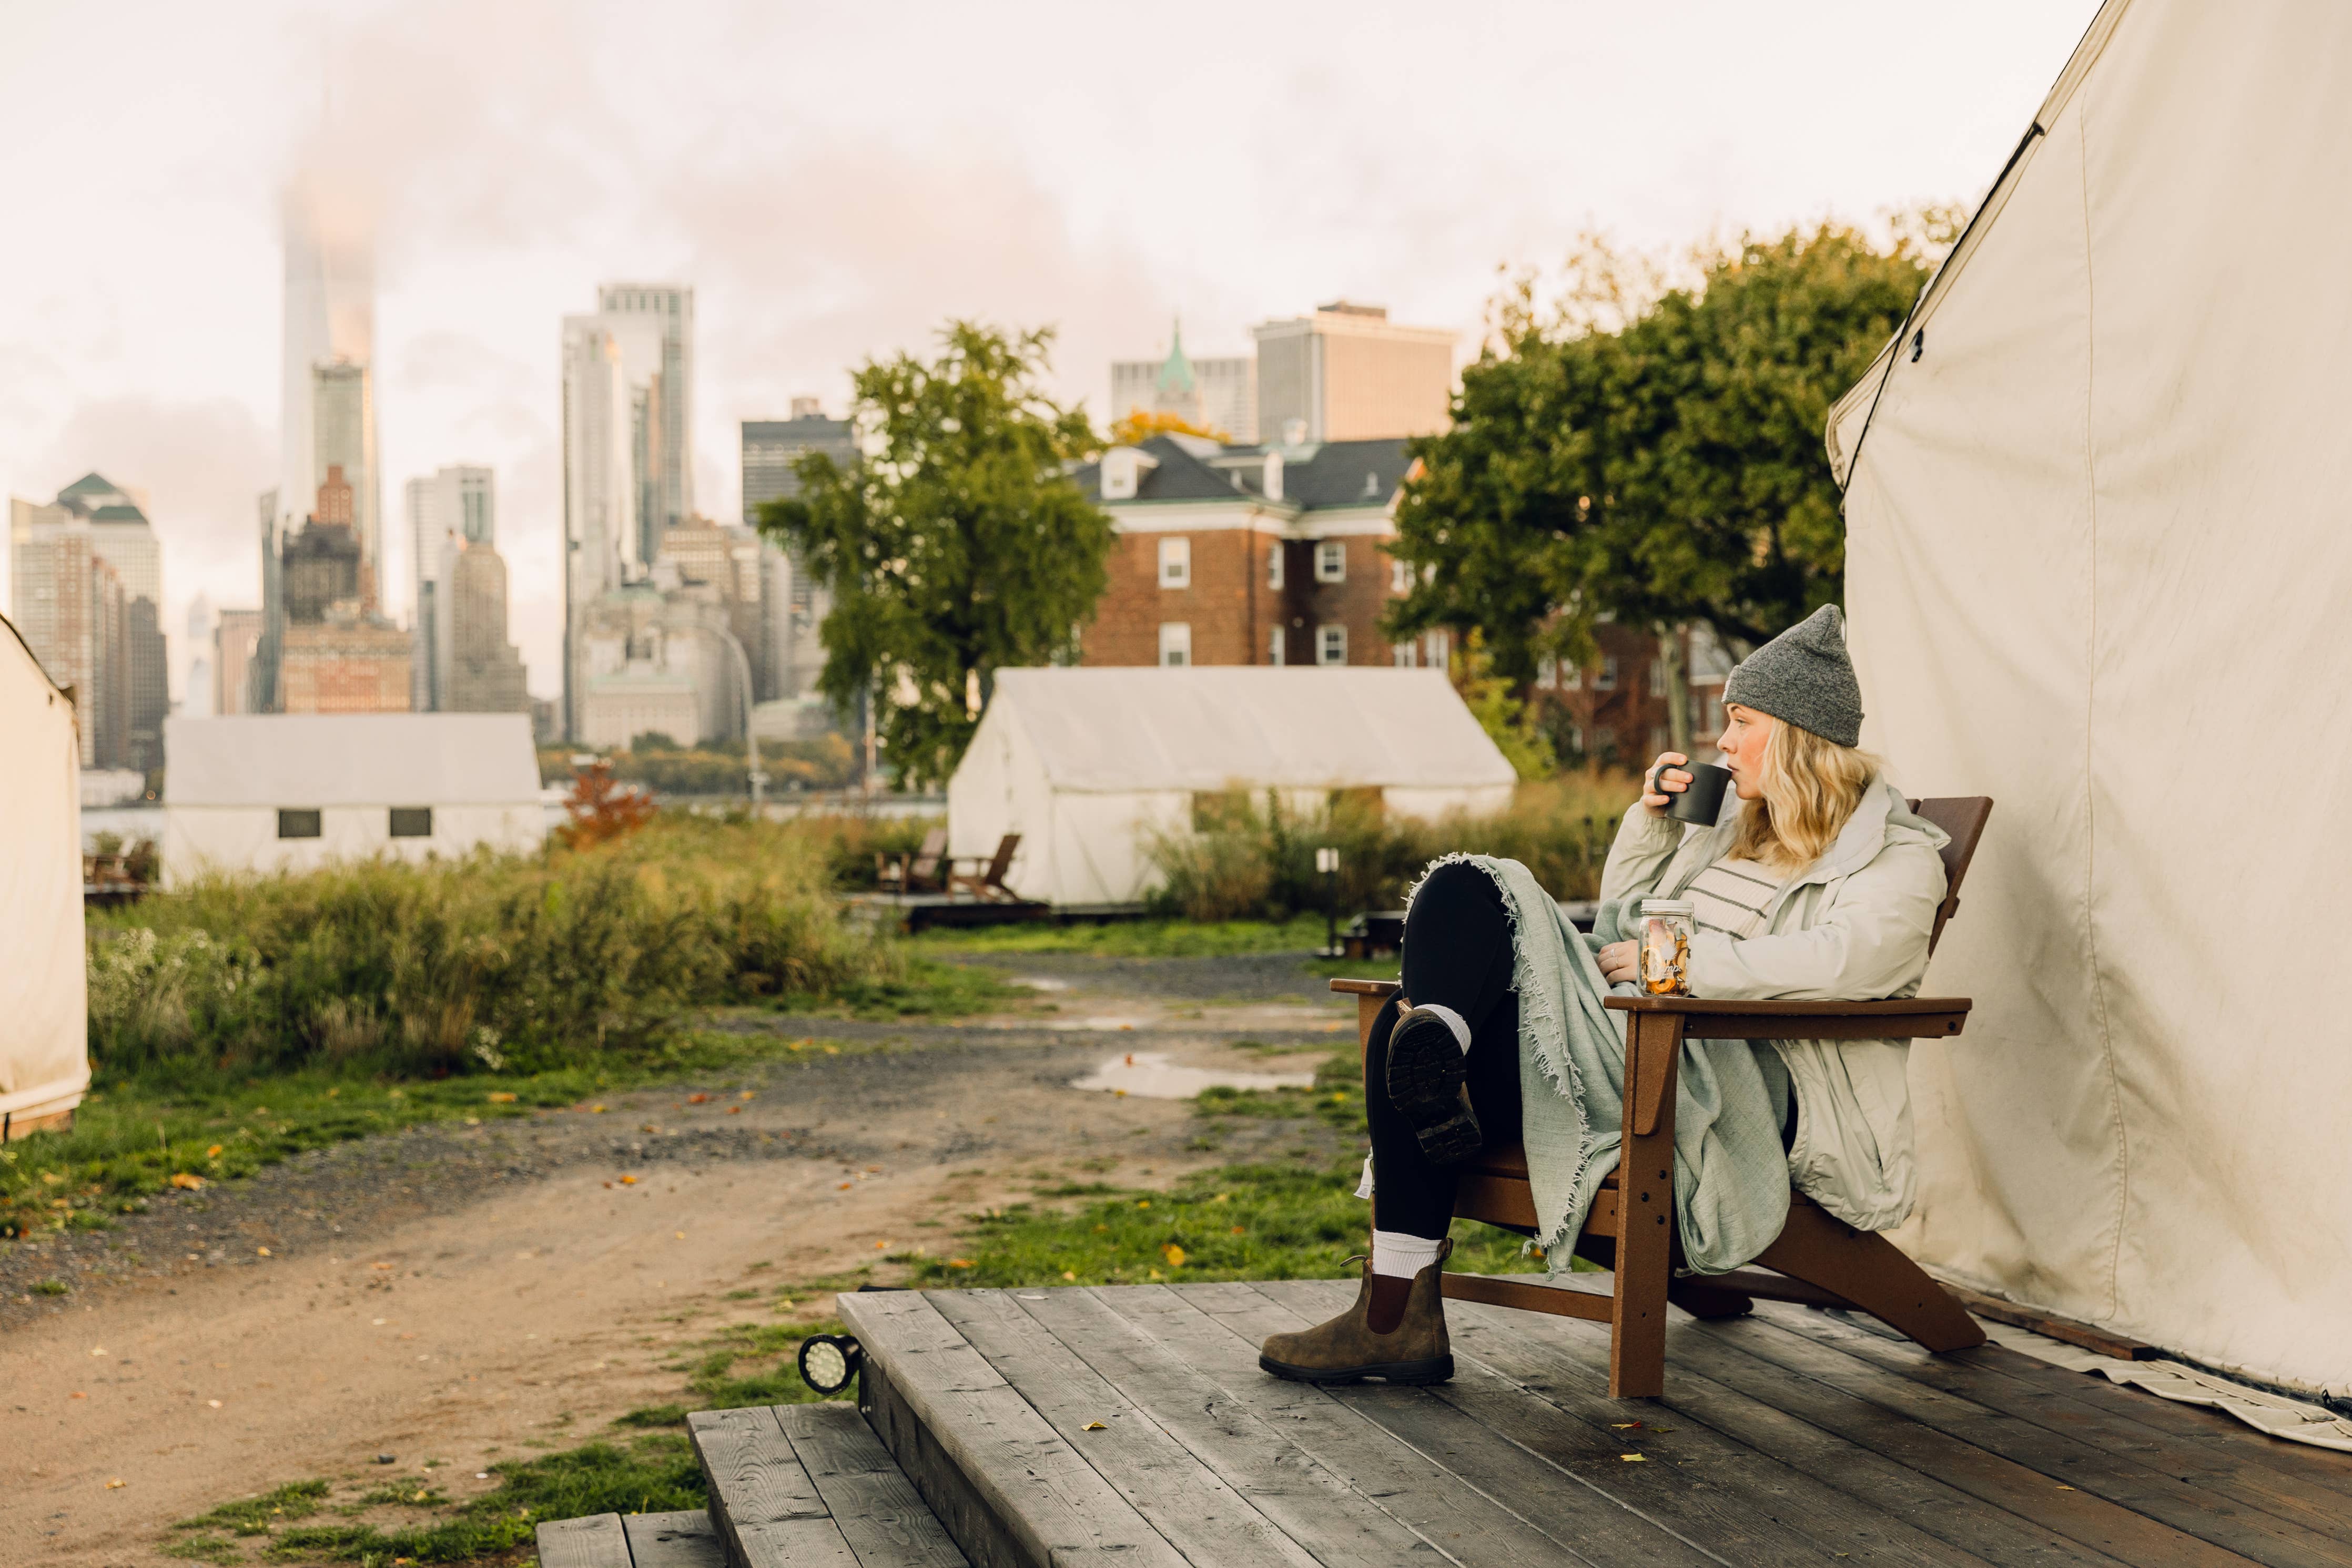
[1659,760,1734,826]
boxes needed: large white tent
[1830,0,2352,1392]
[947,668,1516,905]
[0,614,88,1140]
[163,714,545,887]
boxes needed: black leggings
[1364,860,1524,1239]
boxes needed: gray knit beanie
[1721,605,1863,747]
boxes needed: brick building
[1071,433,1449,671]
[1529,623,1735,769]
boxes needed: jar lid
[1641,899,1695,916]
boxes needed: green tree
[757,322,1111,788]
[1384,220,1944,686]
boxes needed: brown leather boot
[1259,1241,1453,1385]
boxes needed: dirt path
[1,953,1359,1567]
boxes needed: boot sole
[1386,1016,1483,1167]
[1258,1352,1455,1386]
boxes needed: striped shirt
[1684,856,1786,940]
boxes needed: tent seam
[2077,99,2131,1327]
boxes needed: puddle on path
[1069,1051,1319,1100]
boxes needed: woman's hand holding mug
[1643,751,1692,817]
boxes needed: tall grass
[86,813,904,1080]
[1147,773,1639,921]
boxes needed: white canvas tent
[1,614,89,1138]
[163,714,545,887]
[1829,0,2352,1393]
[946,668,1516,905]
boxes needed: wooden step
[535,1509,724,1567]
[690,1401,968,1568]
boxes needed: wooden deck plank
[1767,1305,2352,1545]
[927,1288,1324,1568]
[1439,1295,2138,1567]
[1280,1277,1995,1568]
[535,1512,632,1568]
[775,1403,970,1568]
[1104,1281,1691,1566]
[840,1288,1193,1568]
[623,1509,727,1568]
[1805,1308,2352,1509]
[1699,1314,2350,1567]
[1175,1280,1726,1566]
[690,1406,864,1568]
[1009,1286,1442,1567]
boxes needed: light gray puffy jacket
[1599,779,1948,1231]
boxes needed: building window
[389,807,434,838]
[1389,556,1410,593]
[1159,622,1192,666]
[1267,544,1284,589]
[277,809,322,839]
[1566,723,1586,755]
[1595,655,1619,691]
[1393,642,1416,668]
[1315,540,1346,582]
[1268,624,1285,666]
[1537,656,1557,690]
[1318,624,1347,665]
[1563,662,1582,690]
[1424,628,1452,671]
[1701,694,1727,736]
[1647,660,1667,696]
[1158,537,1191,588]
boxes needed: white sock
[1371,1229,1446,1279]
[1415,1003,1473,1054]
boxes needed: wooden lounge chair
[949,833,1023,902]
[1331,796,1993,1398]
[876,828,949,896]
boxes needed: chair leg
[1609,1011,1683,1398]
[1666,1279,1754,1320]
[1752,1200,1985,1353]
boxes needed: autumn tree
[1109,407,1231,446]
[1385,220,1948,727]
[757,322,1111,788]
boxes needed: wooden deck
[840,1276,2352,1567]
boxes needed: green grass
[789,954,1028,1017]
[913,915,1333,958]
[175,1480,331,1536]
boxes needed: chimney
[1262,450,1284,502]
[1282,418,1309,449]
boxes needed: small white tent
[163,714,544,887]
[947,668,1517,905]
[1830,0,2352,1392]
[1,614,88,1139]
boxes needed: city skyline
[0,2,2103,702]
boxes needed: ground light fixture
[797,1333,863,1396]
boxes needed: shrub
[1144,773,1637,921]
[86,815,904,1078]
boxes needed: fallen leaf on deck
[1082,1421,1106,1431]
[1619,1453,1646,1463]
[1610,1421,1641,1429]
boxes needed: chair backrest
[910,827,949,872]
[984,833,1022,884]
[1905,797,1993,954]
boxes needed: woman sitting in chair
[1261,606,1951,1384]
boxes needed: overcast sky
[0,0,2102,700]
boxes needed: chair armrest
[1603,995,1970,1041]
[1329,979,1402,999]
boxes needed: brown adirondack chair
[1331,796,1993,1398]
[876,828,949,895]
[949,833,1023,902]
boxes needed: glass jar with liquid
[1638,899,1695,997]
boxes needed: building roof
[1070,435,1413,511]
[978,667,1514,793]
[163,714,540,807]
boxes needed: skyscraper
[262,178,380,710]
[443,539,529,715]
[741,403,855,701]
[9,494,128,767]
[279,467,412,715]
[404,464,494,710]
[52,473,168,771]
[561,282,695,738]
[1252,301,1456,443]
[1111,322,1256,442]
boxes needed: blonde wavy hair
[1728,716,1880,871]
